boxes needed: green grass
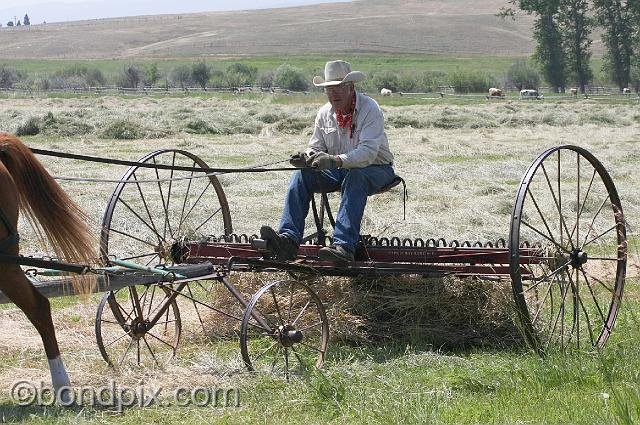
[1,307,639,424]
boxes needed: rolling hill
[0,0,539,59]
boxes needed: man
[261,60,395,262]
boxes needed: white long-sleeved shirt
[308,91,394,169]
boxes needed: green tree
[23,14,30,25]
[6,21,13,27]
[170,64,192,89]
[593,0,635,90]
[507,60,542,89]
[273,64,308,91]
[559,0,593,92]
[191,61,211,90]
[119,64,142,88]
[0,65,19,88]
[143,63,160,86]
[500,1,567,92]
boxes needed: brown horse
[0,133,96,402]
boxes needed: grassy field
[0,90,638,423]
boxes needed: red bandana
[335,92,356,137]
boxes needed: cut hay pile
[202,272,524,350]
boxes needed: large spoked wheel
[95,284,182,368]
[100,149,232,266]
[509,145,627,353]
[240,280,329,379]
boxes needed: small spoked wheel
[240,280,329,379]
[100,149,232,266]
[509,145,627,353]
[95,284,182,368]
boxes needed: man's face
[325,82,354,111]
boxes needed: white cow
[380,88,392,96]
[570,88,578,96]
[622,87,631,94]
[520,89,543,100]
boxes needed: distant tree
[273,64,308,91]
[169,64,192,89]
[593,0,635,90]
[56,64,106,87]
[7,21,14,27]
[23,14,30,25]
[191,61,211,90]
[0,66,19,88]
[507,59,542,89]
[143,63,160,86]
[500,1,568,92]
[558,0,593,92]
[16,20,21,26]
[119,64,143,88]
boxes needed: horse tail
[0,133,97,294]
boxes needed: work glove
[309,151,340,170]
[289,149,319,167]
[289,151,310,168]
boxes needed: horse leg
[0,265,72,401]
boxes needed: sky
[0,0,350,24]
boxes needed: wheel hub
[129,318,149,338]
[277,324,303,347]
[569,249,588,268]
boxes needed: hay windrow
[202,272,522,349]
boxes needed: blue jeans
[278,165,395,253]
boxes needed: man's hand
[289,151,311,168]
[309,151,340,170]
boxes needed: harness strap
[0,207,19,253]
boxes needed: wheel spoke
[579,194,611,249]
[132,171,162,242]
[152,157,174,240]
[180,181,213,228]
[292,300,312,326]
[118,198,164,244]
[107,227,157,249]
[176,161,197,237]
[269,287,286,327]
[521,220,571,254]
[526,187,563,249]
[540,162,575,251]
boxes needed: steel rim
[100,149,232,266]
[509,145,626,353]
[95,284,182,368]
[240,280,329,379]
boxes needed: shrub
[0,65,19,89]
[273,64,308,91]
[191,61,211,90]
[507,60,541,90]
[144,63,161,86]
[56,64,106,87]
[101,119,141,139]
[16,116,40,136]
[449,69,496,93]
[226,63,257,82]
[370,70,401,92]
[257,70,275,88]
[170,64,193,89]
[118,64,143,89]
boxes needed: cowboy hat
[312,60,365,87]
